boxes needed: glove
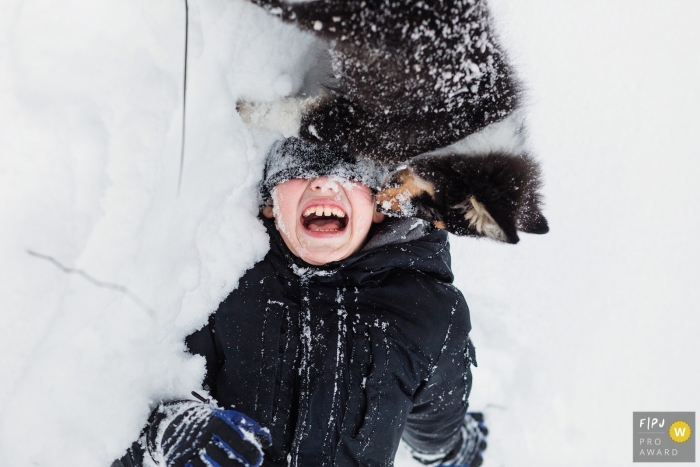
[145,400,272,467]
[438,412,488,467]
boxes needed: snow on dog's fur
[240,0,548,243]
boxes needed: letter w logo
[674,427,686,436]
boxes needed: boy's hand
[146,401,271,467]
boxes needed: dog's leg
[237,95,328,137]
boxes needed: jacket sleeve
[402,290,477,462]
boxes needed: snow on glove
[145,400,272,467]
[437,412,488,467]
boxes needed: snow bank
[0,0,314,465]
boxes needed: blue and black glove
[438,412,488,467]
[145,400,272,467]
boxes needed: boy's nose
[310,176,339,193]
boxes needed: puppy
[241,0,548,243]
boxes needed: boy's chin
[297,235,357,265]
[300,252,352,266]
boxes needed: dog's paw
[237,95,327,137]
[452,197,509,242]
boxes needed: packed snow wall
[0,0,316,464]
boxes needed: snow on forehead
[270,157,387,191]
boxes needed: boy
[116,138,486,467]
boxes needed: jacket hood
[262,216,454,287]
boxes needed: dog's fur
[248,0,519,162]
[379,153,548,243]
[244,0,548,243]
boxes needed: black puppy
[242,0,548,243]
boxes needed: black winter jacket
[121,217,475,467]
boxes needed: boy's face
[263,176,385,265]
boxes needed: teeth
[302,206,346,218]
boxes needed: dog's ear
[376,153,548,243]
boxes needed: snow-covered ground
[1,1,698,466]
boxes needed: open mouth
[301,205,348,233]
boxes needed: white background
[0,0,698,466]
